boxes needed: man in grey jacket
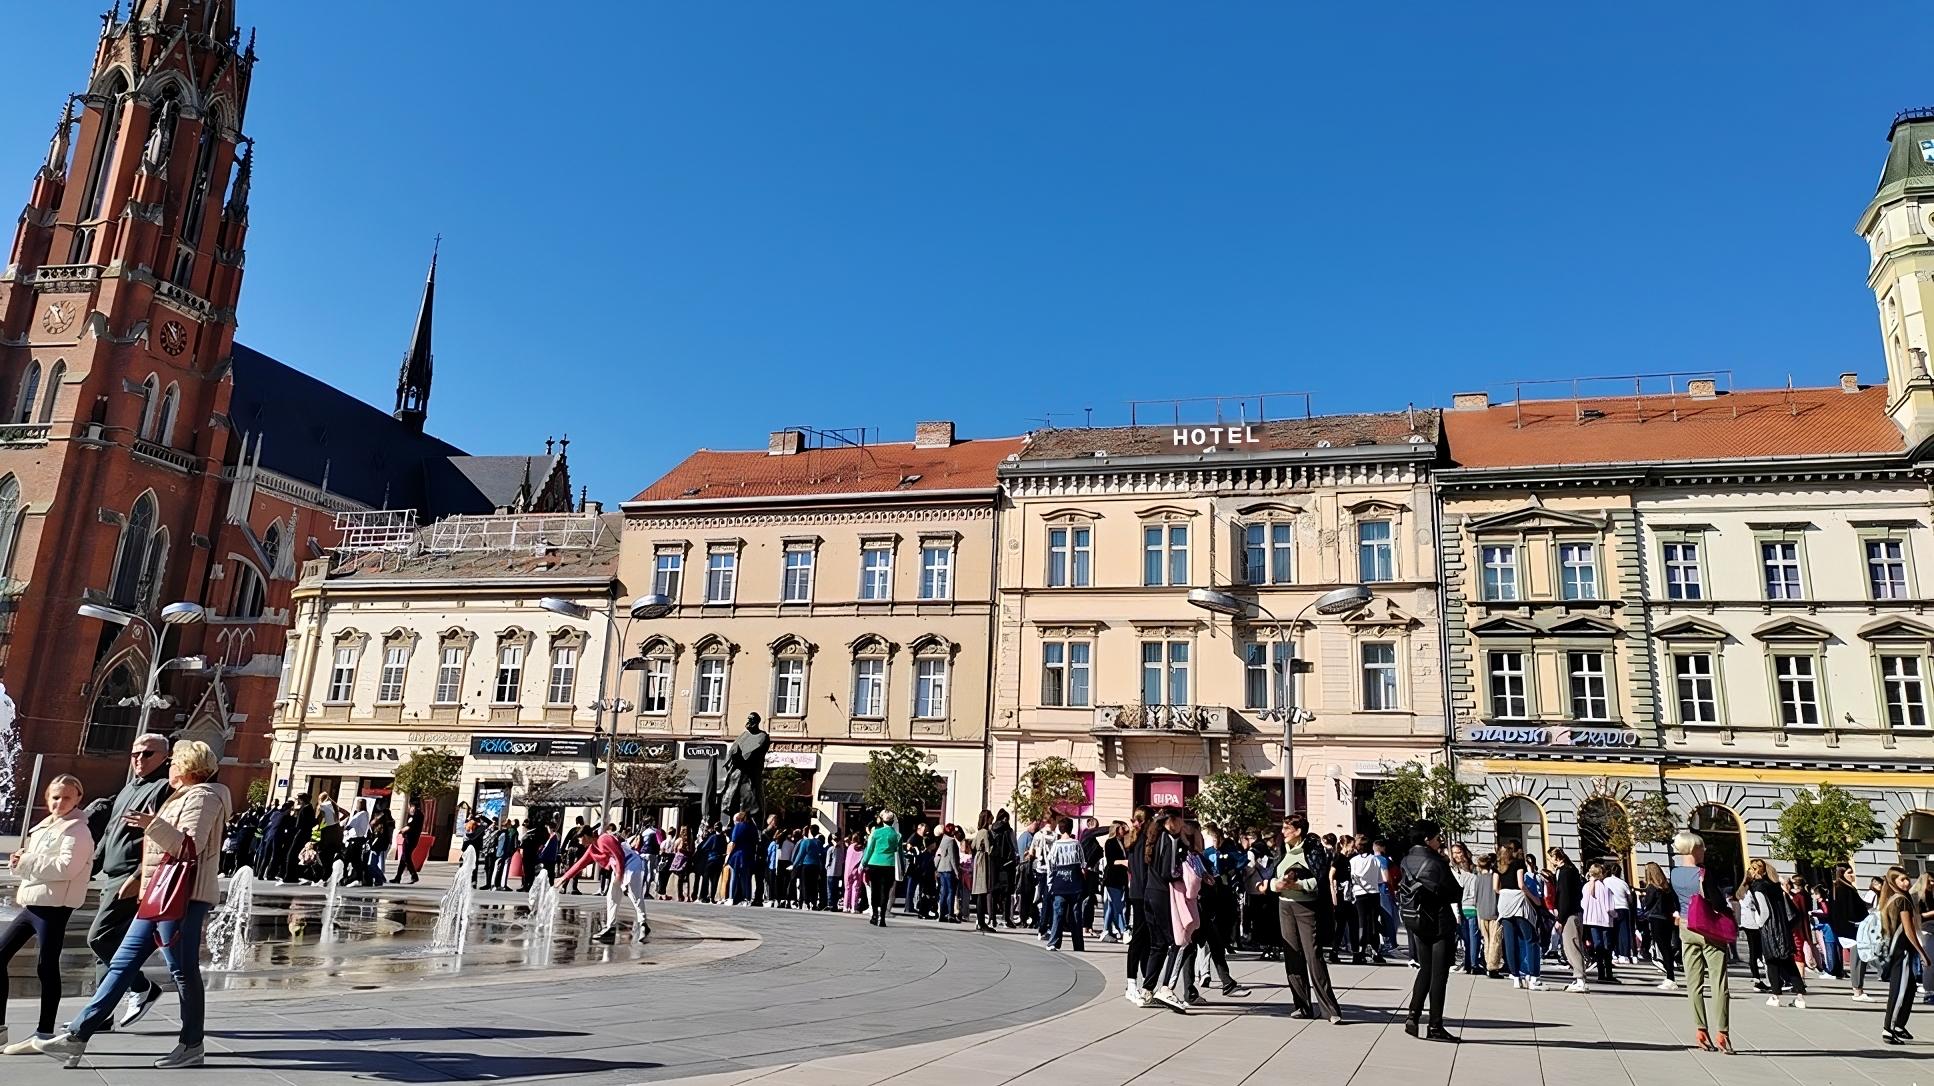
[82,732,174,1030]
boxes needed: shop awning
[817,761,869,804]
[528,772,606,805]
[676,758,713,794]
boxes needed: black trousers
[1126,900,1148,982]
[1355,896,1384,959]
[866,865,895,923]
[1646,917,1678,980]
[1280,899,1340,1018]
[396,834,423,881]
[0,904,74,1034]
[1885,950,1918,1032]
[1330,891,1356,957]
[1408,928,1454,1029]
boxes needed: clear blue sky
[5,3,1927,503]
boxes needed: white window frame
[327,645,358,703]
[852,656,887,718]
[433,645,464,705]
[1566,650,1610,721]
[704,550,737,604]
[1558,542,1599,601]
[640,656,673,715]
[782,548,815,604]
[1041,639,1092,707]
[914,657,948,719]
[1772,653,1821,727]
[1358,519,1395,583]
[1361,641,1399,711]
[1487,649,1528,719]
[859,546,894,601]
[376,644,407,703]
[1140,639,1190,706]
[1761,540,1805,601]
[1142,523,1189,587]
[695,656,728,716]
[1866,538,1910,600]
[546,644,578,706]
[653,551,683,600]
[1672,652,1718,725]
[1241,521,1294,586]
[919,543,953,600]
[1480,544,1519,601]
[1047,524,1093,588]
[1880,653,1928,729]
[772,656,807,717]
[493,643,525,705]
[1662,541,1703,601]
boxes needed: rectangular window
[653,552,683,600]
[1362,642,1398,711]
[1673,653,1717,724]
[1143,524,1188,587]
[1559,542,1598,600]
[773,657,805,716]
[914,658,948,718]
[1488,650,1527,719]
[919,543,953,600]
[641,657,672,714]
[1867,539,1909,600]
[1358,520,1394,583]
[704,551,737,604]
[547,645,578,705]
[327,647,356,703]
[1762,541,1803,600]
[860,546,893,601]
[1041,640,1092,707]
[1773,654,1820,726]
[1141,640,1189,705]
[1242,522,1294,585]
[493,643,524,704]
[695,657,726,715]
[782,549,814,603]
[1241,641,1292,710]
[1481,545,1518,601]
[434,646,463,704]
[852,658,885,717]
[377,645,407,703]
[1883,655,1929,728]
[1047,526,1093,588]
[1567,650,1609,720]
[1663,542,1702,600]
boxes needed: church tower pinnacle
[395,239,437,432]
[1858,107,1934,449]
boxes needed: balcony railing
[0,424,51,448]
[26,263,103,290]
[153,279,214,319]
[132,439,196,474]
[1094,703,1233,734]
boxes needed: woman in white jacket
[1,775,96,1054]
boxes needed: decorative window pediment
[1470,615,1541,638]
[496,625,533,647]
[692,633,739,657]
[332,627,368,648]
[1236,501,1305,517]
[1041,506,1101,523]
[1858,616,1934,643]
[1467,504,1605,535]
[768,633,817,658]
[1753,617,1833,643]
[1134,504,1197,521]
[1342,498,1407,516]
[909,632,958,657]
[548,626,588,649]
[638,634,682,658]
[437,627,475,650]
[1545,615,1621,639]
[381,627,418,648]
[1655,615,1729,643]
[847,632,896,657]
[1341,598,1416,630]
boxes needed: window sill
[374,701,402,708]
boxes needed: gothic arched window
[157,383,179,447]
[138,374,159,441]
[39,361,64,423]
[229,558,265,619]
[109,492,157,608]
[71,73,130,263]
[0,475,21,581]
[83,662,142,755]
[15,363,41,424]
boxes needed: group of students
[220,793,423,887]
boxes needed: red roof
[1443,385,1904,470]
[631,437,1024,504]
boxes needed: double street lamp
[539,593,674,827]
[1187,584,1372,816]
[77,601,209,736]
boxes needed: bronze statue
[717,712,769,824]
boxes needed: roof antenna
[1084,406,1093,429]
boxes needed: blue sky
[4,3,1927,503]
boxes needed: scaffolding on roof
[332,509,418,553]
[422,513,604,553]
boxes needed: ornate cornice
[1005,461,1422,499]
[627,506,994,531]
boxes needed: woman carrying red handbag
[33,740,231,1071]
[1670,829,1737,1055]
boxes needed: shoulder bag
[137,835,197,923]
[1684,867,1738,945]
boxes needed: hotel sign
[1465,726,1639,748]
[1172,425,1260,450]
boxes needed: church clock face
[159,320,187,357]
[41,300,79,335]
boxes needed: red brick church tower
[0,0,255,804]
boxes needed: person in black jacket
[1547,847,1590,991]
[81,733,174,1031]
[1398,820,1459,1042]
[1744,859,1806,1007]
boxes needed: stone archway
[1578,795,1633,878]
[1690,803,1746,892]
[1493,795,1546,859]
[1900,810,1934,878]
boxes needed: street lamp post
[1188,584,1371,816]
[77,601,209,736]
[540,593,673,828]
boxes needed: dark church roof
[228,343,525,517]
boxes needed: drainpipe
[1431,473,1455,771]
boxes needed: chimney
[768,430,803,456]
[914,420,956,448]
[1687,378,1717,399]
[1450,392,1490,411]
[1841,371,1861,394]
[583,500,604,515]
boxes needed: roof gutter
[1002,442,1437,476]
[621,485,1000,513]
[1435,450,1914,486]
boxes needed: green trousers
[1681,926,1730,1032]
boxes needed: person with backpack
[1398,819,1459,1042]
[1671,829,1736,1054]
[1743,859,1805,1008]
[1829,864,1874,1000]
[1878,866,1934,1044]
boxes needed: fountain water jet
[0,683,19,836]
[205,865,257,972]
[525,870,560,965]
[429,849,477,955]
[319,859,346,942]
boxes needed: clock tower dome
[1857,107,1934,449]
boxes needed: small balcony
[132,439,195,474]
[1093,703,1234,735]
[0,424,51,448]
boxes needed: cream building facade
[272,512,623,854]
[992,412,1445,836]
[617,422,1018,833]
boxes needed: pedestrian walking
[1582,862,1620,986]
[338,798,368,884]
[395,801,424,884]
[1496,840,1544,990]
[1,776,96,1054]
[1349,834,1386,964]
[80,732,172,1030]
[1273,814,1342,1023]
[1449,843,1480,973]
[863,811,901,926]
[1128,810,1186,1012]
[1639,861,1680,988]
[969,810,996,930]
[935,824,962,922]
[843,830,867,913]
[1473,852,1503,977]
[1879,866,1933,1044]
[1044,817,1086,952]
[1744,859,1805,1008]
[1398,819,1459,1042]
[1547,847,1590,992]
[1671,830,1735,1054]
[1101,820,1130,940]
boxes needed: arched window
[0,475,20,580]
[156,383,179,447]
[15,363,41,424]
[1900,810,1934,879]
[109,492,156,608]
[228,558,265,619]
[178,105,224,252]
[1493,795,1546,859]
[1577,796,1631,874]
[261,521,283,575]
[38,361,64,423]
[138,374,159,441]
[71,74,130,263]
[1689,804,1745,893]
[142,527,168,610]
[82,662,142,755]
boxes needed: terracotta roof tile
[1016,410,1439,461]
[1442,385,1903,470]
[631,437,1024,504]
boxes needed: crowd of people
[215,792,425,887]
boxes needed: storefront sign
[468,735,596,760]
[1148,776,1188,808]
[406,731,468,744]
[607,737,677,763]
[310,742,401,764]
[1466,726,1639,748]
[682,741,727,760]
[768,751,819,770]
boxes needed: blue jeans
[1103,886,1127,937]
[1048,892,1086,950]
[937,872,958,919]
[1036,874,1053,936]
[1379,890,1398,951]
[73,900,212,1046]
[1503,915,1541,978]
[1460,912,1482,968]
[727,856,751,903]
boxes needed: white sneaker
[1791,995,1806,1009]
[118,986,164,1029]
[1566,981,1588,994]
[1152,986,1189,1012]
[1125,985,1152,1008]
[1851,992,1875,1002]
[1510,976,1524,989]
[29,1032,87,1068]
[1656,979,1678,990]
[1527,978,1548,991]
[1766,995,1780,1007]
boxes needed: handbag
[137,836,197,922]
[1685,868,1738,945]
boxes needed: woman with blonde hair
[1,775,95,1054]
[1743,857,1805,1008]
[1670,829,1735,1053]
[35,741,232,1070]
[1878,865,1934,1044]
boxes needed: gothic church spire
[394,239,437,432]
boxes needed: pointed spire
[394,238,437,432]
[224,141,252,219]
[44,97,76,178]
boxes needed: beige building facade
[992,412,1445,836]
[618,422,1019,833]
